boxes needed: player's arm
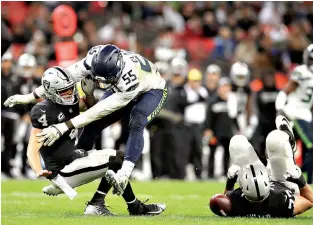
[27,128,46,176]
[245,93,252,125]
[275,68,300,111]
[293,195,313,216]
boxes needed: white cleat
[275,115,296,153]
[105,170,129,196]
[84,202,115,216]
[42,184,63,196]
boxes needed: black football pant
[208,137,230,177]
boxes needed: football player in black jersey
[228,62,254,137]
[210,115,313,217]
[224,163,313,218]
[27,66,165,216]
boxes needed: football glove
[37,123,69,146]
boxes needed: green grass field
[2,180,313,225]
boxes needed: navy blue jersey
[30,99,79,171]
[226,181,295,218]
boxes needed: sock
[122,183,137,204]
[90,178,111,205]
[120,160,135,178]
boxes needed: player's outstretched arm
[300,184,313,203]
[4,86,45,107]
[27,127,52,178]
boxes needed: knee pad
[229,135,259,167]
[266,130,291,158]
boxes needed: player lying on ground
[5,44,168,195]
[210,162,313,218]
[26,66,165,216]
[210,116,313,217]
[275,44,313,183]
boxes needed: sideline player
[275,44,313,183]
[5,45,168,195]
[27,66,165,215]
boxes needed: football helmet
[91,44,124,89]
[230,62,250,87]
[42,66,78,105]
[170,57,188,76]
[238,163,271,202]
[303,44,313,72]
[17,53,37,78]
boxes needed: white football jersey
[283,65,313,121]
[66,45,166,94]
[64,45,166,128]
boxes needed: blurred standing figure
[158,57,189,179]
[228,62,253,138]
[1,52,16,177]
[184,69,208,179]
[203,78,235,178]
[13,53,39,177]
[252,69,279,157]
[205,64,221,96]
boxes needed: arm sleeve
[66,58,91,82]
[70,90,138,128]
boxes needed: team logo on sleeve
[58,112,65,122]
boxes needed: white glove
[36,123,69,146]
[4,93,36,107]
[227,164,241,179]
[81,75,95,96]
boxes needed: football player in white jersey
[275,44,313,184]
[4,44,168,195]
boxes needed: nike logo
[39,109,46,113]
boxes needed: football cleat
[84,201,115,216]
[275,115,296,153]
[105,170,129,196]
[42,184,63,196]
[128,199,166,216]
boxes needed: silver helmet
[230,62,250,87]
[42,66,78,105]
[238,163,271,202]
[170,57,188,76]
[17,53,37,78]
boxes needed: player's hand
[36,170,52,178]
[227,164,240,179]
[81,75,96,96]
[4,94,28,107]
[36,123,69,146]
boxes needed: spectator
[211,26,235,61]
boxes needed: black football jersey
[30,99,80,171]
[226,181,295,218]
[231,84,251,114]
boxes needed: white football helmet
[17,53,37,78]
[42,66,78,105]
[230,62,250,87]
[170,57,188,76]
[238,163,271,202]
[155,61,169,75]
[206,64,221,75]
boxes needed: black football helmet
[91,44,124,89]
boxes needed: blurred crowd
[1,1,313,180]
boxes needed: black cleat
[84,201,115,216]
[127,199,166,216]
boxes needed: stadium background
[1,1,313,181]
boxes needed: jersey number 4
[301,86,313,103]
[38,114,48,127]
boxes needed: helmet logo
[43,80,50,90]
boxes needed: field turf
[2,180,313,225]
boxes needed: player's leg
[293,119,313,184]
[229,135,260,167]
[106,88,168,195]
